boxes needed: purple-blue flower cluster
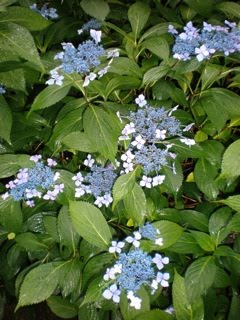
[30,3,58,19]
[169,20,240,61]
[119,94,195,188]
[102,223,170,309]
[1,156,64,207]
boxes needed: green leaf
[123,183,146,226]
[29,83,72,114]
[185,256,217,302]
[62,131,97,153]
[194,158,219,199]
[0,95,12,143]
[0,6,52,31]
[168,232,202,254]
[0,198,22,233]
[143,65,169,85]
[16,261,67,309]
[0,22,43,70]
[140,22,178,42]
[80,0,110,21]
[134,309,173,320]
[47,296,78,319]
[109,57,142,78]
[152,220,183,249]
[80,276,104,306]
[190,231,215,252]
[59,259,82,298]
[219,195,240,213]
[214,245,240,262]
[180,210,209,232]
[216,2,240,18]
[0,154,32,178]
[173,271,204,320]
[171,139,203,159]
[141,36,169,61]
[69,201,111,250]
[58,206,80,252]
[228,294,240,319]
[15,232,49,253]
[112,170,136,207]
[128,2,150,41]
[56,170,75,205]
[201,64,222,91]
[162,160,183,194]
[209,207,232,245]
[183,0,213,17]
[105,76,141,98]
[83,106,121,161]
[43,216,59,242]
[221,140,240,178]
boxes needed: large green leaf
[194,158,219,199]
[179,210,209,232]
[47,296,78,319]
[112,170,136,207]
[185,256,217,302]
[143,65,169,85]
[0,6,52,31]
[0,154,32,178]
[162,160,183,194]
[152,220,183,249]
[59,259,82,298]
[80,0,110,21]
[109,57,142,78]
[173,271,204,320]
[0,95,12,144]
[69,201,112,250]
[123,182,146,226]
[221,140,240,178]
[16,261,68,309]
[128,2,150,41]
[62,131,97,153]
[190,231,215,252]
[141,36,169,61]
[219,195,240,213]
[0,22,43,70]
[208,207,232,245]
[15,232,49,253]
[28,83,72,114]
[83,106,121,161]
[216,2,240,18]
[134,309,173,320]
[0,198,22,233]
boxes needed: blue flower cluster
[78,19,102,33]
[1,156,64,207]
[72,155,117,207]
[119,94,195,188]
[0,85,5,94]
[169,20,240,61]
[102,224,170,309]
[30,3,58,19]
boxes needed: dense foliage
[1,0,240,319]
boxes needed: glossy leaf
[221,140,240,178]
[0,95,12,144]
[128,2,150,41]
[47,296,78,319]
[80,0,110,21]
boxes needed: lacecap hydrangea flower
[72,154,117,208]
[169,20,240,61]
[46,21,119,87]
[1,156,64,207]
[30,3,58,19]
[102,223,170,309]
[118,94,195,188]
[0,85,6,94]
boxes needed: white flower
[135,94,147,107]
[127,291,142,309]
[156,272,170,287]
[152,175,165,187]
[25,188,42,199]
[54,52,64,60]
[103,267,117,281]
[183,123,194,132]
[26,200,35,207]
[90,29,102,43]
[195,45,215,62]
[155,129,167,140]
[109,241,125,254]
[131,135,145,149]
[180,138,196,146]
[98,66,110,77]
[121,150,135,163]
[6,181,16,189]
[43,190,57,200]
[94,196,105,207]
[30,155,42,162]
[46,69,64,86]
[102,193,113,207]
[152,253,169,270]
[2,192,9,200]
[53,172,60,181]
[77,28,83,35]
[123,162,134,173]
[103,284,121,303]
[125,231,141,248]
[17,169,28,184]
[140,175,152,188]
[53,183,64,195]
[107,49,119,58]
[83,154,95,167]
[155,237,164,246]
[224,20,236,29]
[72,172,84,186]
[75,187,85,198]
[83,72,97,87]
[121,122,135,136]
[168,25,178,35]
[47,158,57,167]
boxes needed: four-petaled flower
[102,284,121,303]
[109,241,125,254]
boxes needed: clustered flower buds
[119,94,195,188]
[102,223,169,309]
[1,156,64,207]
[46,20,119,87]
[169,20,240,61]
[72,155,117,208]
[30,3,58,19]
